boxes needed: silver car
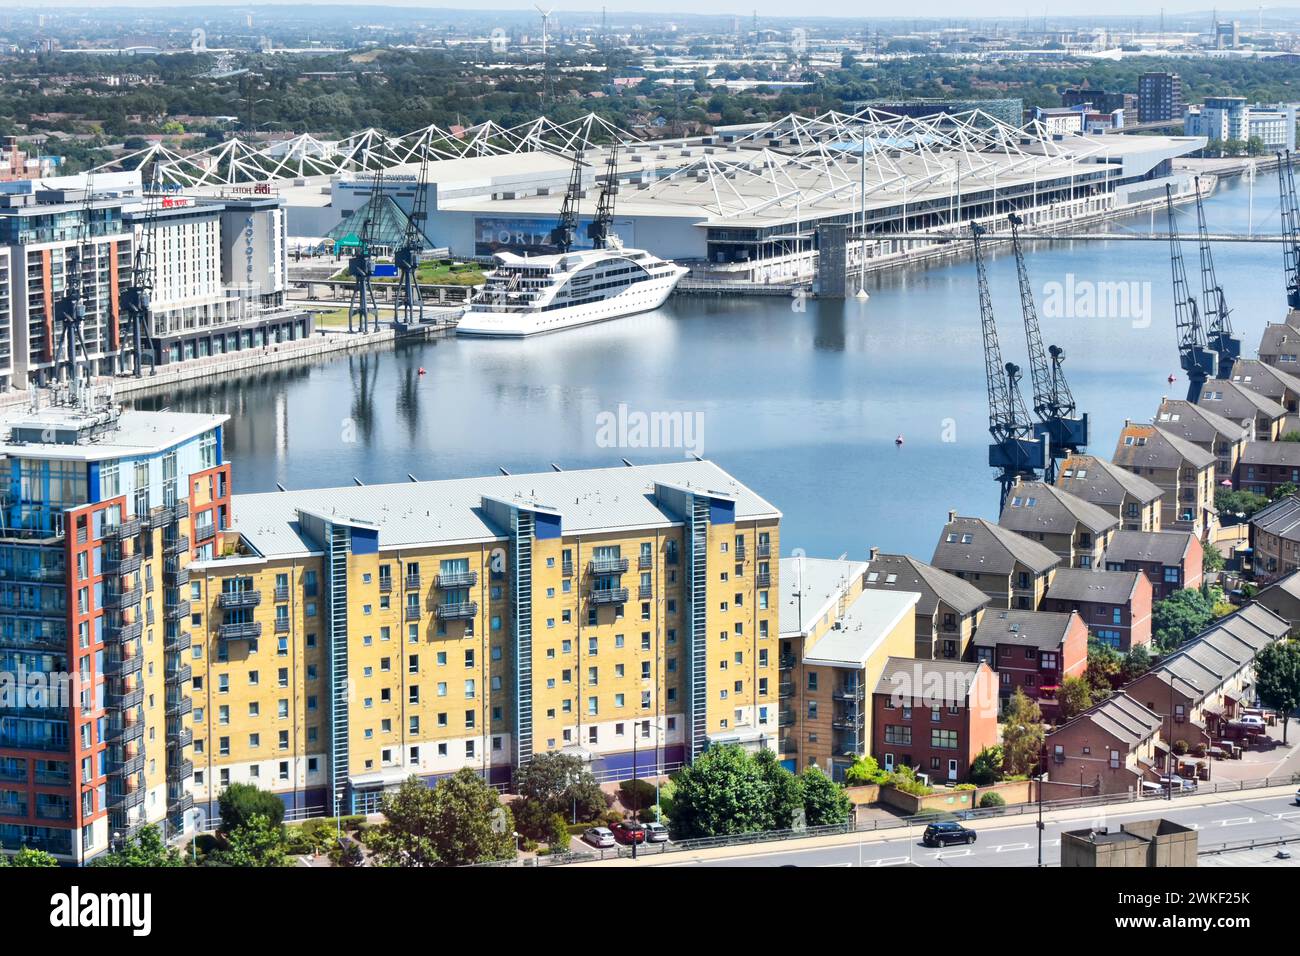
[643,821,669,843]
[583,826,616,848]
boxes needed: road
[613,788,1300,868]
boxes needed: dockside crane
[120,162,161,377]
[1279,150,1300,311]
[1008,213,1088,483]
[971,221,1047,511]
[53,174,97,384]
[1165,184,1217,402]
[549,149,585,253]
[1193,176,1240,377]
[393,148,431,329]
[586,144,620,249]
[346,163,385,334]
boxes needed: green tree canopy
[969,745,1005,786]
[91,824,186,867]
[1153,588,1216,653]
[425,768,516,867]
[1056,675,1094,722]
[0,846,59,867]
[366,776,441,867]
[1001,689,1045,777]
[799,765,851,827]
[1255,640,1300,744]
[843,754,890,786]
[218,782,285,832]
[205,814,286,867]
[513,752,606,822]
[668,744,790,839]
[1086,639,1122,698]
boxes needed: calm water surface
[133,169,1291,559]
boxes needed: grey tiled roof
[1239,440,1300,467]
[1197,381,1287,424]
[1155,399,1248,446]
[1056,455,1164,509]
[1049,692,1163,746]
[931,515,1059,577]
[999,480,1120,536]
[1230,358,1300,407]
[1250,494,1300,543]
[1045,567,1141,604]
[1103,529,1195,567]
[1113,425,1216,472]
[872,656,988,705]
[862,552,990,617]
[971,608,1079,651]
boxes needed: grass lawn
[327,259,485,286]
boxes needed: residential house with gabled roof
[1046,693,1163,795]
[1057,454,1164,532]
[1248,494,1300,583]
[1257,308,1300,369]
[1253,568,1300,636]
[1198,380,1286,441]
[1123,603,1289,762]
[1155,398,1249,484]
[1102,529,1203,602]
[970,608,1088,719]
[999,478,1120,569]
[862,549,991,661]
[1112,422,1218,540]
[930,511,1060,610]
[1042,567,1153,651]
[1229,358,1300,416]
[1237,440,1300,498]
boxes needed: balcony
[219,621,261,641]
[734,544,747,561]
[378,577,392,593]
[102,653,143,679]
[104,552,142,575]
[755,571,772,588]
[833,734,865,757]
[275,617,290,633]
[404,573,421,591]
[165,694,193,718]
[638,584,653,600]
[107,753,145,778]
[106,686,145,711]
[164,535,190,556]
[174,499,189,521]
[165,599,192,620]
[561,560,574,577]
[217,590,261,610]
[435,601,478,621]
[756,542,772,559]
[163,562,190,588]
[105,720,144,745]
[107,787,145,812]
[165,663,192,685]
[639,553,653,570]
[104,517,143,540]
[274,585,290,602]
[167,759,194,782]
[832,714,866,731]
[589,556,629,575]
[590,587,629,605]
[167,726,193,749]
[779,654,797,670]
[832,685,865,702]
[167,791,195,815]
[436,570,478,589]
[104,588,142,610]
[404,605,421,621]
[778,709,795,728]
[164,630,192,653]
[778,680,793,697]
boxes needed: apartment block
[1046,693,1163,796]
[1248,494,1300,584]
[999,479,1119,569]
[1112,423,1217,540]
[1056,454,1163,532]
[1198,381,1286,442]
[1041,568,1153,652]
[861,549,989,660]
[1154,398,1248,485]
[931,512,1059,609]
[1102,529,1203,602]
[970,608,1087,719]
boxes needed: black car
[922,821,977,847]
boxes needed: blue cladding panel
[215,425,224,466]
[351,527,379,555]
[87,461,101,504]
[709,498,735,526]
[534,511,563,539]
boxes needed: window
[931,729,958,749]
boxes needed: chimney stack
[948,509,957,524]
[868,546,879,561]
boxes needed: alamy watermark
[595,403,704,459]
[0,667,75,710]
[1042,274,1151,329]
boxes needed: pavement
[572,785,1300,868]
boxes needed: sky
[34,1,1280,23]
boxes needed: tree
[969,745,1005,786]
[1120,644,1153,683]
[218,782,285,832]
[206,814,286,867]
[1001,689,1045,777]
[1215,488,1269,523]
[843,754,890,786]
[1086,639,1122,697]
[1056,675,1093,722]
[1203,541,1225,573]
[1152,588,1215,652]
[1255,640,1300,744]
[366,776,441,867]
[799,765,851,826]
[0,846,58,867]
[668,744,782,839]
[91,824,185,867]
[426,768,515,867]
[754,747,802,830]
[513,752,605,823]
[1273,483,1299,502]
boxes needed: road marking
[1276,810,1300,819]
[931,847,972,859]
[1219,817,1254,827]
[995,842,1030,852]
[869,856,910,867]
[820,862,852,867]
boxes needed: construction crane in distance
[1193,175,1239,378]
[586,143,620,249]
[971,220,1047,510]
[346,160,385,334]
[120,160,161,376]
[1007,213,1088,482]
[393,147,431,329]
[1165,184,1217,402]
[549,149,585,253]
[53,172,97,384]
[1279,150,1300,311]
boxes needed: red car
[611,821,646,845]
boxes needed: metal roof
[779,556,869,637]
[1045,568,1141,605]
[230,459,780,558]
[801,589,920,668]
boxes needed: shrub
[979,791,1006,808]
[599,809,625,828]
[843,755,890,786]
[618,778,657,813]
[1173,739,1189,755]
[953,783,976,791]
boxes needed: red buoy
[1167,373,1177,384]
[894,434,904,446]
[418,367,426,376]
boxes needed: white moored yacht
[457,144,687,338]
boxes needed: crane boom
[121,161,161,376]
[1193,175,1239,378]
[1281,150,1300,311]
[549,149,584,253]
[394,146,431,328]
[587,144,620,249]
[346,162,385,333]
[1166,184,1217,402]
[53,172,96,385]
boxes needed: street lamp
[1166,673,1201,802]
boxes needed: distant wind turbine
[535,5,554,58]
